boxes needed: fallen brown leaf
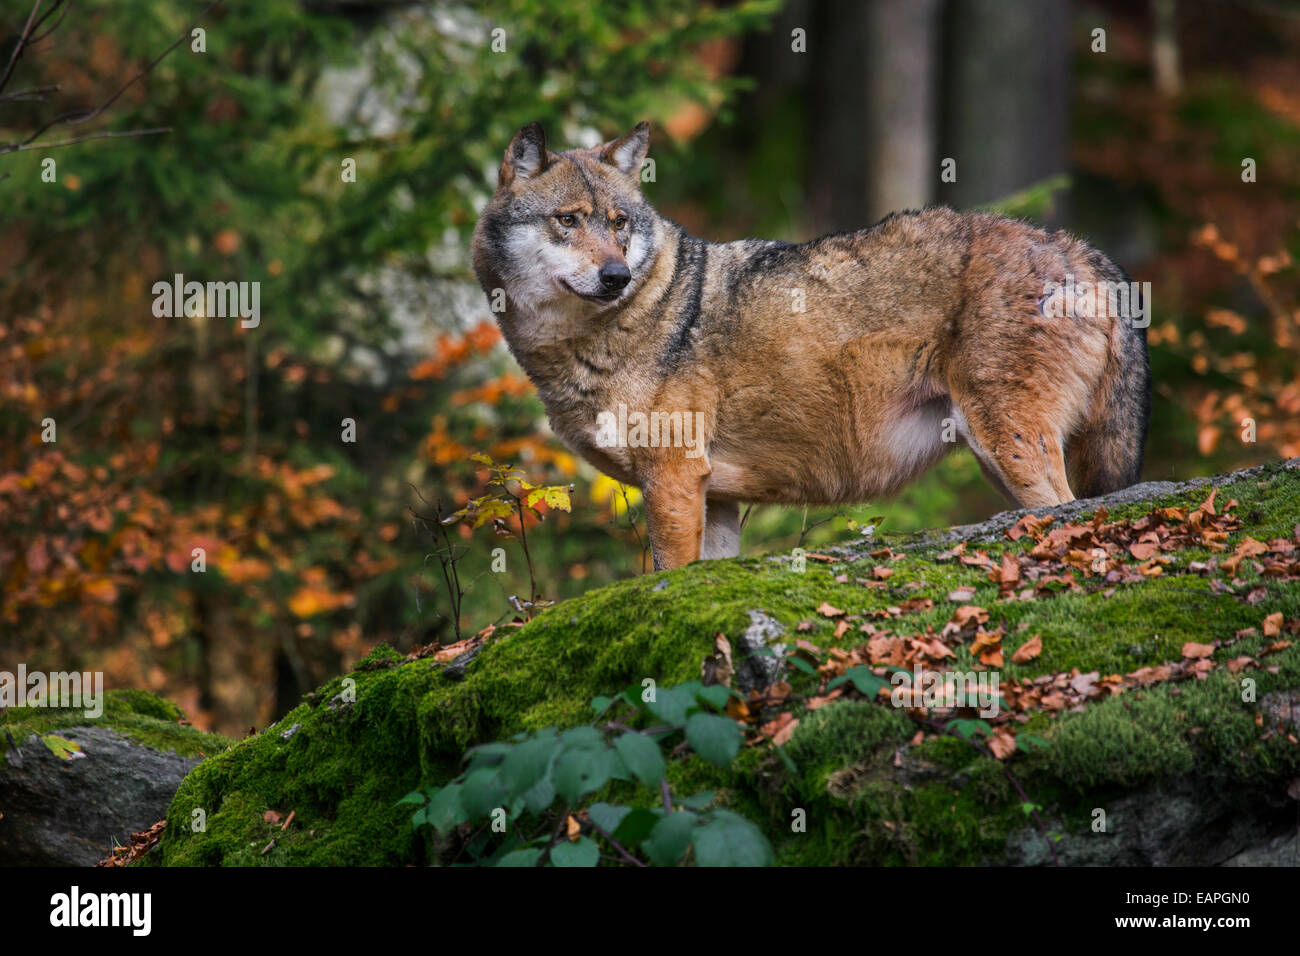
[1011,634,1043,664]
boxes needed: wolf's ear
[598,121,650,177]
[499,122,550,188]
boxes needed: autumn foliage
[3,1,1299,740]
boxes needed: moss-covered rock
[0,688,229,763]
[0,690,230,865]
[152,459,1300,866]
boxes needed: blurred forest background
[2,0,1298,735]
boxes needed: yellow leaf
[525,485,572,512]
[470,498,516,529]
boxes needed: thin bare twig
[2,126,170,153]
[0,83,60,103]
[0,0,48,98]
[798,505,845,547]
[0,0,224,157]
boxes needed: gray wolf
[472,122,1151,569]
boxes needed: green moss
[786,701,912,788]
[151,460,1300,865]
[0,689,229,765]
[1035,668,1300,789]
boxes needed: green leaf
[460,767,508,820]
[495,847,543,867]
[684,713,742,767]
[41,734,84,760]
[396,790,426,806]
[613,731,666,787]
[693,684,731,711]
[947,718,992,741]
[619,683,654,710]
[464,741,512,770]
[692,810,773,867]
[643,811,696,866]
[587,803,631,835]
[590,695,614,715]
[424,783,467,834]
[552,743,615,804]
[678,791,715,810]
[500,731,557,798]
[559,726,604,748]
[644,685,694,725]
[606,746,632,783]
[611,807,659,846]
[520,764,557,816]
[549,836,599,867]
[977,173,1071,220]
[1017,733,1050,753]
[829,666,888,697]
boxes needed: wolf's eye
[612,215,628,231]
[556,214,577,227]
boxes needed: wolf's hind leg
[701,499,741,559]
[955,403,1075,509]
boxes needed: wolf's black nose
[598,260,631,291]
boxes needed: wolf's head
[473,122,655,316]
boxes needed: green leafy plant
[438,453,573,618]
[401,678,774,867]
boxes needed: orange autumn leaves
[1186,225,1300,461]
[1,450,370,624]
[408,321,501,382]
[978,487,1295,601]
[716,485,1299,762]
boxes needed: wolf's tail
[1065,261,1151,499]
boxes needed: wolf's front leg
[643,468,709,570]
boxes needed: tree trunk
[938,0,1070,216]
[864,0,942,222]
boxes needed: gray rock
[734,610,788,695]
[1001,775,1296,866]
[1222,828,1300,866]
[836,457,1300,557]
[0,726,202,866]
